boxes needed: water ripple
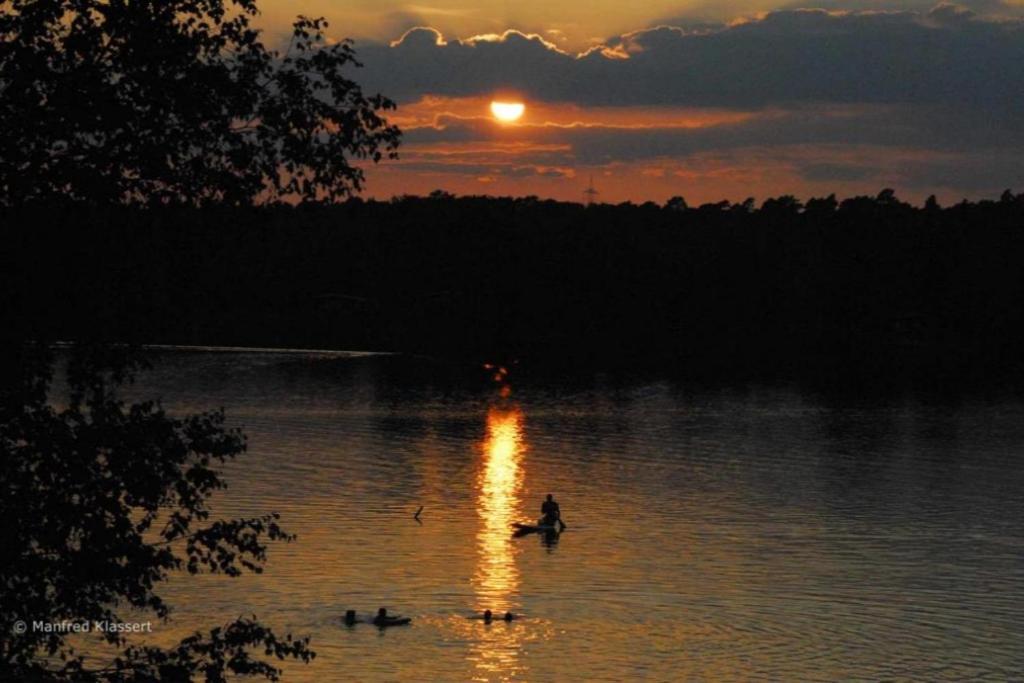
[125,352,1024,682]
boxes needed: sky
[258,1,1024,204]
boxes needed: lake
[125,349,1022,681]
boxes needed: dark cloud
[894,153,1024,192]
[405,104,1024,161]
[777,0,1024,18]
[359,28,571,102]
[389,159,574,179]
[355,7,1024,110]
[799,162,878,182]
[926,2,978,23]
[395,103,1024,196]
[353,6,1024,200]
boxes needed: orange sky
[363,97,764,202]
[253,0,772,51]
[252,3,1024,204]
[358,95,1005,205]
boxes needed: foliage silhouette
[0,0,400,206]
[6,188,1024,383]
[0,344,314,680]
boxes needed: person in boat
[503,611,516,622]
[373,607,411,627]
[540,493,562,528]
[343,609,361,626]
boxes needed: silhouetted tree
[0,0,400,206]
[805,194,838,216]
[697,200,731,213]
[761,195,803,215]
[0,345,314,680]
[664,196,688,211]
[875,188,909,208]
[733,197,756,213]
[6,189,1024,380]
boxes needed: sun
[490,101,525,123]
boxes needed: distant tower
[583,174,599,206]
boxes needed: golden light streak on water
[471,404,526,680]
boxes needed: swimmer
[468,609,494,623]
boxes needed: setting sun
[490,101,525,123]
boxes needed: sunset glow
[472,404,525,675]
[269,2,1024,203]
[490,101,525,123]
[475,405,524,607]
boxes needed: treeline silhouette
[6,190,1024,383]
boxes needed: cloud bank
[350,5,1024,202]
[357,7,1024,109]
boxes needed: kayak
[512,522,559,534]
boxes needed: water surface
[127,350,1022,681]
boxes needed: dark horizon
[8,188,1024,386]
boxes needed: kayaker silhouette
[541,493,565,530]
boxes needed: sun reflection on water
[471,403,526,680]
